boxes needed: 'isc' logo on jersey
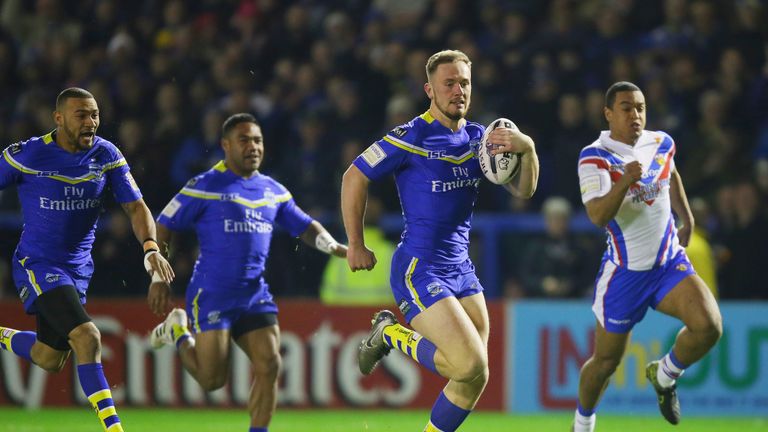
[427,150,446,159]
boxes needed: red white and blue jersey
[0,132,142,265]
[353,111,485,265]
[157,161,313,289]
[578,130,681,271]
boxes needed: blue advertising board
[506,301,768,415]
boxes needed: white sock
[657,353,685,388]
[573,410,596,432]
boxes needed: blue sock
[415,336,438,375]
[78,363,123,431]
[668,349,688,369]
[249,428,267,432]
[0,327,35,362]
[577,401,596,416]
[426,391,471,432]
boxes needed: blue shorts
[390,247,483,323]
[11,251,92,314]
[186,276,278,334]
[592,251,696,333]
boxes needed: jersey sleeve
[0,145,23,189]
[274,189,313,237]
[105,149,142,203]
[578,148,613,204]
[156,180,206,231]
[352,128,412,181]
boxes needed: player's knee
[700,312,723,344]
[36,353,69,373]
[198,370,228,391]
[253,352,281,381]
[451,351,487,383]
[593,354,622,376]
[67,322,101,357]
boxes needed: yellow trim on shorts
[192,288,203,333]
[24,269,43,295]
[405,258,426,311]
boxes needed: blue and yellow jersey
[0,132,141,265]
[157,161,313,288]
[353,111,484,264]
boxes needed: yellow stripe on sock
[87,389,112,405]
[405,258,426,311]
[98,406,117,421]
[106,422,124,432]
[383,324,421,361]
[424,421,444,432]
[192,288,203,333]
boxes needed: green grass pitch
[0,408,765,431]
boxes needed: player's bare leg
[655,274,722,367]
[441,294,490,406]
[411,296,489,408]
[29,342,70,372]
[176,329,231,391]
[574,324,630,432]
[649,274,722,424]
[235,325,281,430]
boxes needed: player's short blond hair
[425,50,472,79]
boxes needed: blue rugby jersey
[353,111,485,264]
[157,161,313,287]
[0,132,142,265]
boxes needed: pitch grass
[0,408,766,432]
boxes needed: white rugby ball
[477,118,522,185]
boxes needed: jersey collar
[599,130,653,158]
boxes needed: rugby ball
[477,118,522,185]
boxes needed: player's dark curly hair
[222,113,259,137]
[605,81,641,108]
[56,87,95,110]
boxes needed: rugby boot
[646,360,681,425]
[150,308,188,349]
[358,310,398,375]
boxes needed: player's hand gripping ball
[477,118,522,184]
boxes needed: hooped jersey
[353,111,485,265]
[0,132,142,265]
[578,130,682,271]
[157,161,313,288]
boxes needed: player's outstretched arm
[669,169,694,247]
[490,128,539,198]
[299,220,347,258]
[341,164,377,272]
[121,199,175,284]
[584,161,642,227]
[147,222,175,316]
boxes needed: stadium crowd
[0,0,766,300]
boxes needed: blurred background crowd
[0,0,766,302]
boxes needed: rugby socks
[0,327,35,362]
[382,324,438,375]
[78,363,123,432]
[573,403,596,432]
[172,324,192,350]
[657,350,686,388]
[249,428,267,432]
[424,391,471,432]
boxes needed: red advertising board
[0,300,504,410]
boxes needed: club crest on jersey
[469,139,481,156]
[655,155,666,166]
[88,160,104,181]
[676,263,688,272]
[263,189,277,207]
